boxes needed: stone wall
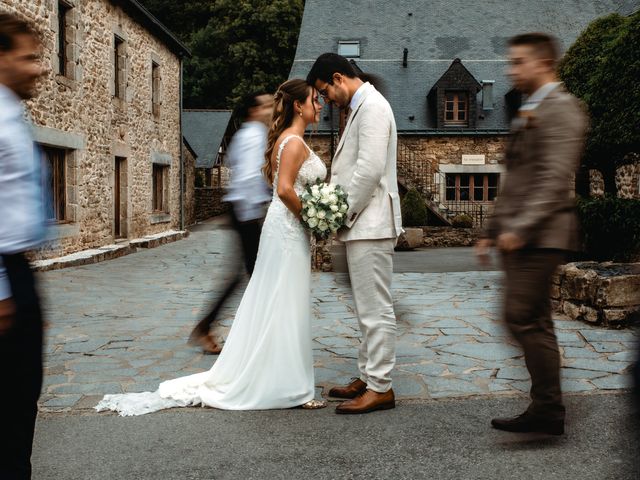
[399,135,506,167]
[615,159,640,199]
[183,143,196,226]
[4,1,187,258]
[422,226,482,248]
[311,239,332,272]
[195,188,228,221]
[305,133,504,226]
[589,169,605,197]
[552,262,640,327]
[304,134,506,170]
[589,156,640,199]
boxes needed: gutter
[310,129,510,136]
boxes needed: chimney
[403,48,408,68]
[482,80,495,110]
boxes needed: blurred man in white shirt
[189,92,273,354]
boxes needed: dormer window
[427,58,481,129]
[338,41,360,58]
[444,91,468,127]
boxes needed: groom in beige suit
[308,54,402,414]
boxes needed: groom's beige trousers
[345,238,396,393]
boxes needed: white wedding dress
[96,135,327,415]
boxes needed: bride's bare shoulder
[274,132,305,161]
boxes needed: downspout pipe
[179,54,185,231]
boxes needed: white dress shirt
[350,82,368,112]
[223,121,271,222]
[520,81,562,111]
[0,84,45,300]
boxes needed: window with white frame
[338,41,360,58]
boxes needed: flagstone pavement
[37,221,638,412]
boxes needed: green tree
[142,0,304,109]
[401,188,428,227]
[559,12,640,195]
[139,1,214,38]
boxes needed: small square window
[338,41,360,58]
[114,35,126,98]
[57,2,72,77]
[152,61,160,116]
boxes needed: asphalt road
[33,394,638,480]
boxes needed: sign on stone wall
[461,154,485,165]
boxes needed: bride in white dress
[96,79,327,415]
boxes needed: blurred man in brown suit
[475,33,588,435]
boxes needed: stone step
[32,230,189,272]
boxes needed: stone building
[290,0,639,226]
[2,0,191,258]
[182,109,234,221]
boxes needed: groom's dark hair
[306,53,358,85]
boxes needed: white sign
[461,154,485,165]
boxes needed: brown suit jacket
[486,84,588,251]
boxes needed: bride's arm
[276,140,306,219]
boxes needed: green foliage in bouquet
[401,188,427,227]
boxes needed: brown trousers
[502,249,566,420]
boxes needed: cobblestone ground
[38,223,638,412]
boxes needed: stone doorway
[114,157,128,239]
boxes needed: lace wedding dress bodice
[95,134,325,416]
[261,135,327,242]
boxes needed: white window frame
[338,41,360,58]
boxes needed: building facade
[290,0,639,226]
[182,109,234,221]
[2,0,191,258]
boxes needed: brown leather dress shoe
[335,389,395,414]
[328,378,367,399]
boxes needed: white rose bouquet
[300,179,349,239]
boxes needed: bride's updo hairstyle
[263,78,313,184]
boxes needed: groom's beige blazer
[330,82,402,241]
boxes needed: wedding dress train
[96,135,327,415]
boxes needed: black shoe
[491,412,564,435]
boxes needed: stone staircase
[396,145,486,227]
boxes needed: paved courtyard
[37,219,638,412]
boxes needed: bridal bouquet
[300,179,349,239]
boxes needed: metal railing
[442,200,485,227]
[396,142,486,227]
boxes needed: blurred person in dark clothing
[0,12,47,480]
[189,92,274,354]
[475,32,588,436]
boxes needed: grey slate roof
[289,0,639,133]
[182,110,233,168]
